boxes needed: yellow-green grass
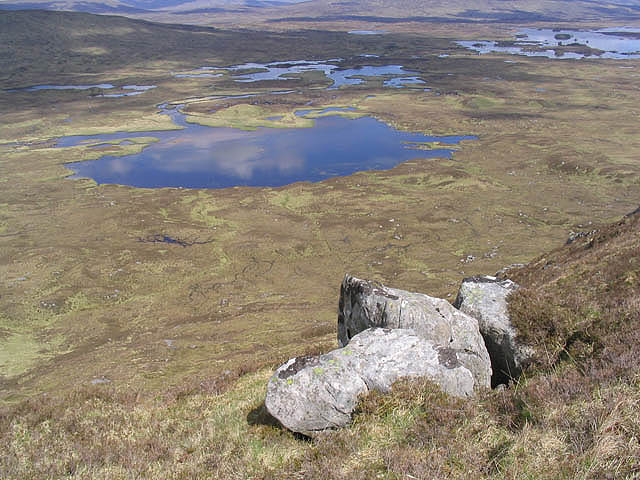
[2,365,638,478]
[184,104,314,130]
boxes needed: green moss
[0,332,44,377]
[185,193,232,229]
[65,292,93,312]
[269,190,315,211]
[469,96,499,109]
[0,327,70,378]
[299,106,365,120]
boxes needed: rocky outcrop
[453,275,533,386]
[566,229,598,245]
[265,328,475,436]
[338,274,492,390]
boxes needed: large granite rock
[337,274,492,389]
[265,328,475,436]
[453,275,533,385]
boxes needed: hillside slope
[1,209,638,479]
[3,0,640,26]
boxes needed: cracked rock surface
[454,275,534,385]
[265,328,475,436]
[338,274,492,389]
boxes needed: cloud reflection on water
[65,107,476,189]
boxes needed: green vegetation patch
[0,316,70,379]
[0,332,44,378]
[185,104,314,131]
[299,106,365,120]
[268,189,316,212]
[468,95,503,110]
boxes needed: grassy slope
[1,211,637,479]
[0,10,366,87]
[77,0,640,31]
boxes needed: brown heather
[1,211,638,479]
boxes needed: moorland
[0,4,639,478]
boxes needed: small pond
[180,59,424,89]
[348,30,387,35]
[63,103,475,189]
[174,73,223,78]
[458,28,640,59]
[8,84,157,95]
[383,76,427,88]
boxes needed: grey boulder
[265,328,475,436]
[453,275,533,384]
[338,274,492,389]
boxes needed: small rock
[461,254,475,263]
[566,229,598,245]
[494,263,525,277]
[91,378,111,385]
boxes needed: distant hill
[1,0,640,24]
[262,0,640,24]
[0,0,308,15]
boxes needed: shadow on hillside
[247,401,281,428]
[247,402,312,440]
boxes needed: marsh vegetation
[0,6,639,478]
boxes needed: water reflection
[174,73,223,78]
[192,59,422,89]
[295,106,356,117]
[9,83,115,91]
[8,84,157,95]
[64,105,476,189]
[383,76,427,88]
[348,30,387,35]
[458,28,640,59]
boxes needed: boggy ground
[1,10,639,408]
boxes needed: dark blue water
[63,105,476,189]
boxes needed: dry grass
[2,212,639,479]
[508,210,640,377]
